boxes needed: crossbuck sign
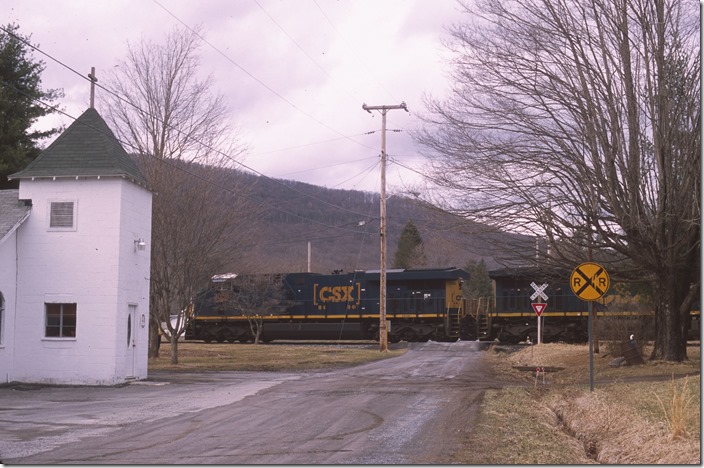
[530,282,549,302]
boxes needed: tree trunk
[249,319,264,345]
[650,273,694,362]
[254,323,262,345]
[148,318,160,358]
[170,334,179,365]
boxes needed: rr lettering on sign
[572,270,607,296]
[570,262,610,301]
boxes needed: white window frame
[45,303,77,338]
[47,199,77,231]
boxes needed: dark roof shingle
[9,108,148,187]
[0,190,31,245]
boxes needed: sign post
[570,262,610,392]
[530,282,548,344]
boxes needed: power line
[248,135,370,157]
[312,0,399,103]
[4,76,450,268]
[0,24,381,222]
[388,156,428,180]
[328,159,381,191]
[254,0,332,79]
[253,0,368,112]
[151,0,415,192]
[275,155,377,177]
[0,23,429,281]
[0,78,377,236]
[151,0,375,154]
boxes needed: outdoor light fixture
[134,238,146,252]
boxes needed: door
[126,304,138,378]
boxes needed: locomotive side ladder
[475,297,491,340]
[446,302,463,338]
[445,279,465,338]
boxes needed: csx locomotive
[185,268,468,343]
[186,266,700,344]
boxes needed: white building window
[45,303,77,337]
[48,200,77,230]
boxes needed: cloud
[6,0,460,192]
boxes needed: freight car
[460,268,592,343]
[185,267,469,343]
[461,267,701,344]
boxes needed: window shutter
[50,202,74,228]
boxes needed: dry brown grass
[465,342,702,464]
[149,341,406,372]
[490,341,701,385]
[655,375,696,440]
[454,386,596,464]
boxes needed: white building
[0,107,152,385]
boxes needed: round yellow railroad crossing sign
[570,262,610,301]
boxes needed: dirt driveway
[1,341,499,464]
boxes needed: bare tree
[227,274,288,344]
[100,25,255,363]
[415,0,699,361]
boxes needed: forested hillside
[213,167,520,275]
[141,157,524,276]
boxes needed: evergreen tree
[463,259,493,301]
[392,220,426,269]
[0,23,63,188]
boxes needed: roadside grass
[148,340,406,372]
[456,386,595,464]
[457,342,701,465]
[655,375,695,439]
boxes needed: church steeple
[8,107,148,188]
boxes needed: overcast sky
[6,0,463,194]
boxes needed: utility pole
[362,102,408,352]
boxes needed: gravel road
[1,340,499,464]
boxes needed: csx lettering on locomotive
[314,283,361,310]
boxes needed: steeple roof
[9,107,148,187]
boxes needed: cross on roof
[88,67,98,108]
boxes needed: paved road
[1,341,499,464]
